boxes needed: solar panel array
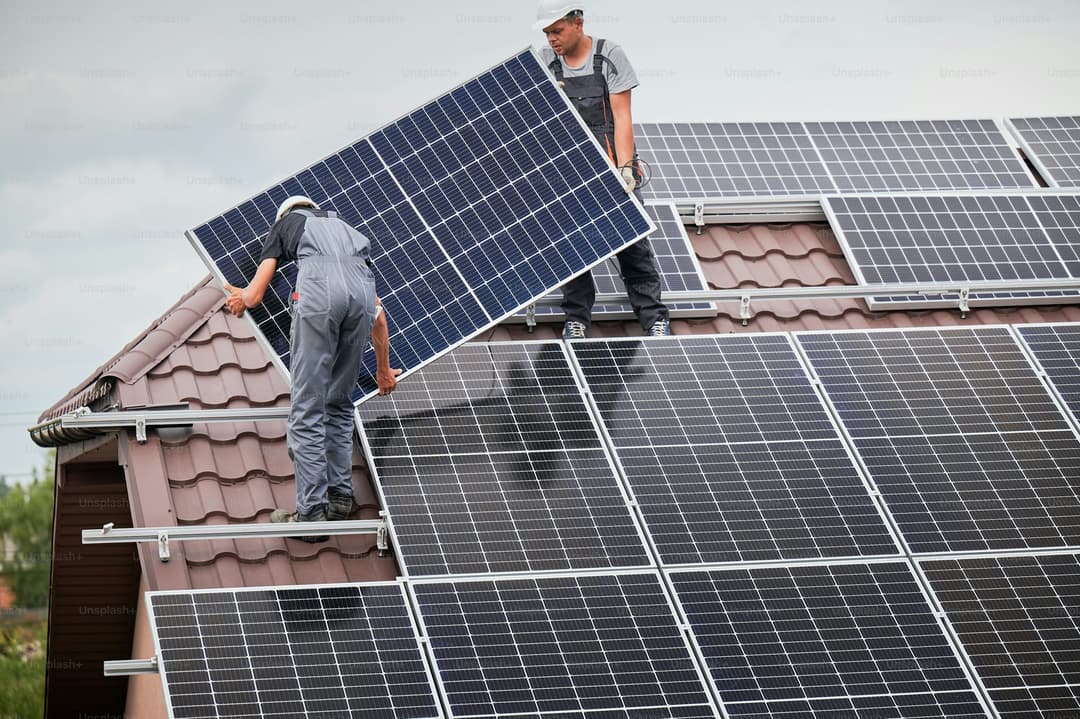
[635,119,1037,202]
[797,326,1080,554]
[517,202,716,323]
[1007,115,1080,187]
[356,342,651,577]
[824,192,1080,309]
[186,48,652,401]
[148,326,1080,719]
[569,335,898,564]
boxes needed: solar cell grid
[806,119,1036,193]
[573,335,838,447]
[921,554,1080,691]
[668,563,980,708]
[798,327,1080,553]
[570,335,898,565]
[634,121,837,200]
[615,441,898,564]
[410,572,719,719]
[357,342,651,577]
[148,584,441,719]
[824,192,1080,309]
[1019,323,1080,424]
[1008,116,1080,187]
[189,49,652,401]
[797,327,1073,439]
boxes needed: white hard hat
[275,195,318,222]
[533,0,584,31]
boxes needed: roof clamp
[739,295,752,326]
[376,512,389,556]
[958,288,971,318]
[157,531,171,562]
[525,303,537,333]
[693,202,705,235]
[134,415,147,444]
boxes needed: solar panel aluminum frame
[565,332,906,568]
[792,324,1080,556]
[185,47,656,404]
[353,339,657,580]
[1014,322,1080,438]
[1004,116,1077,189]
[405,567,726,719]
[821,189,1080,310]
[665,557,997,718]
[145,580,445,719]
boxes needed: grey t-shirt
[538,38,639,94]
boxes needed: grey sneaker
[647,319,672,337]
[562,320,587,340]
[326,492,356,521]
[270,505,328,543]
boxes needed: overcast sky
[1,0,1078,483]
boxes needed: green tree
[0,451,56,608]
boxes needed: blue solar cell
[187,49,651,401]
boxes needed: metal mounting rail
[82,519,389,562]
[526,279,1080,326]
[104,658,158,676]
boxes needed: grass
[0,613,46,719]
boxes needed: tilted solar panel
[356,342,651,577]
[1007,115,1080,187]
[187,49,653,401]
[797,326,1080,553]
[147,583,441,719]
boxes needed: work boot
[270,505,329,543]
[647,319,671,337]
[326,491,356,521]
[562,320,587,340]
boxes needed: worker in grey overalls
[224,195,400,542]
[536,1,671,339]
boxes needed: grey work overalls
[288,209,377,515]
[550,39,668,331]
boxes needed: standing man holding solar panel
[536,1,671,339]
[224,195,401,542]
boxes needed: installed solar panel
[518,202,716,322]
[357,342,651,577]
[921,552,1080,719]
[668,563,988,716]
[147,583,440,719]
[797,327,1080,553]
[1007,116,1080,187]
[187,49,653,401]
[806,119,1037,193]
[1018,322,1080,424]
[634,122,836,201]
[824,192,1080,309]
[570,335,897,564]
[410,571,720,719]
